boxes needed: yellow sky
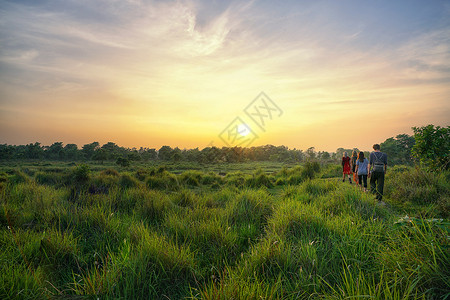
[0,1,449,151]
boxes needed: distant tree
[92,148,108,164]
[275,145,291,162]
[82,142,99,160]
[171,147,182,162]
[380,134,415,165]
[45,142,64,160]
[0,144,15,159]
[318,151,330,160]
[101,142,120,160]
[306,147,316,159]
[64,144,79,160]
[290,149,304,162]
[334,148,356,160]
[412,125,449,170]
[25,142,44,159]
[116,156,130,167]
[127,150,141,161]
[140,148,157,161]
[158,146,173,161]
[183,148,201,162]
[201,147,223,163]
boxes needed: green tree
[92,148,108,164]
[45,142,64,160]
[412,125,450,170]
[140,148,157,161]
[82,142,99,160]
[101,142,120,160]
[158,146,173,161]
[116,157,130,167]
[25,142,44,159]
[306,147,316,159]
[64,143,79,160]
[380,134,415,165]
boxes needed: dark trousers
[370,171,385,200]
[358,174,368,188]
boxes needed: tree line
[0,125,448,169]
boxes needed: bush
[35,171,66,186]
[136,190,173,223]
[385,166,449,217]
[319,164,341,178]
[9,170,29,184]
[119,174,140,189]
[225,172,247,188]
[200,172,223,186]
[100,168,119,177]
[245,171,274,188]
[0,172,7,183]
[89,174,119,194]
[302,161,320,180]
[116,157,130,168]
[179,170,203,187]
[73,164,90,183]
[412,124,450,170]
[146,171,179,190]
[135,168,148,181]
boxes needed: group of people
[341,144,387,201]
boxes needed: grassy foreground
[0,163,448,299]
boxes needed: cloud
[0,0,449,149]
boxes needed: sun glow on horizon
[0,0,449,152]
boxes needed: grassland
[0,161,448,299]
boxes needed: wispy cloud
[0,0,449,149]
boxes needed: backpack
[372,152,385,172]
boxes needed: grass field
[0,161,448,299]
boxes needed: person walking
[355,151,369,192]
[351,150,359,185]
[342,152,352,183]
[369,144,387,201]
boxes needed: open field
[0,162,449,299]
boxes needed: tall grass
[385,166,449,217]
[0,164,448,299]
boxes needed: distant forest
[0,125,448,169]
[0,135,415,166]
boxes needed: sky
[0,0,449,152]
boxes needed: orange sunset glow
[1,0,449,151]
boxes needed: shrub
[225,172,247,188]
[385,167,449,215]
[118,174,140,189]
[9,170,29,184]
[0,172,7,183]
[200,172,223,186]
[245,172,274,188]
[146,171,179,190]
[34,171,70,187]
[302,161,320,180]
[172,189,197,208]
[275,178,286,186]
[134,168,148,181]
[319,164,341,178]
[136,190,173,223]
[179,170,203,187]
[100,168,119,177]
[73,164,90,183]
[226,189,273,229]
[116,157,130,168]
[412,124,449,170]
[88,174,119,194]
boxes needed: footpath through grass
[0,163,448,299]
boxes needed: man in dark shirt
[368,144,387,201]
